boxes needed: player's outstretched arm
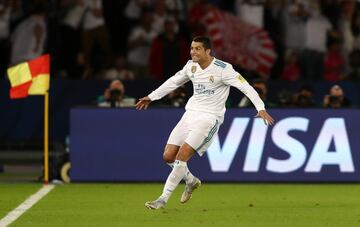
[255,110,275,126]
[135,96,152,110]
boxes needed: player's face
[190,41,209,63]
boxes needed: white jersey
[148,57,265,117]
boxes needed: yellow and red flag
[7,54,50,99]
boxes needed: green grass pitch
[1,183,360,226]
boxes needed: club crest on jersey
[191,66,197,73]
[209,75,214,83]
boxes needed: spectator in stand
[351,9,360,50]
[97,79,136,108]
[300,1,336,80]
[149,16,188,80]
[283,0,309,54]
[281,51,301,81]
[323,84,351,108]
[235,0,264,28]
[292,85,316,108]
[124,0,151,23]
[81,0,112,78]
[263,0,287,79]
[320,0,341,29]
[165,0,185,21]
[348,49,360,81]
[323,39,345,81]
[338,0,356,74]
[56,0,86,78]
[238,79,275,108]
[123,0,152,48]
[10,4,46,65]
[103,55,135,81]
[152,0,168,34]
[187,0,210,37]
[127,8,158,79]
[277,89,294,107]
[8,0,22,27]
[0,0,11,77]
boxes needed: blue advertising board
[70,108,360,182]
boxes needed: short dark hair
[192,36,212,50]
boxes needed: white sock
[166,162,174,168]
[160,160,187,202]
[167,162,195,184]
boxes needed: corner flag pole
[44,91,49,184]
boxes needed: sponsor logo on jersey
[191,66,197,73]
[195,84,215,95]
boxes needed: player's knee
[163,144,179,163]
[176,144,195,162]
[163,152,175,163]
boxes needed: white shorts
[167,110,223,156]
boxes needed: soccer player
[136,36,275,209]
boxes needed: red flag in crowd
[189,4,277,79]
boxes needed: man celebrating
[136,36,274,209]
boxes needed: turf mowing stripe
[0,185,55,227]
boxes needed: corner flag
[7,54,51,184]
[7,54,50,99]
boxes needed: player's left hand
[255,110,275,126]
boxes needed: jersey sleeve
[148,63,190,101]
[222,65,265,111]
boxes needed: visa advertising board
[70,108,360,182]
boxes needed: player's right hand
[135,96,152,110]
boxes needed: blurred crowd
[238,80,352,108]
[0,0,359,107]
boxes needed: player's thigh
[167,112,191,147]
[185,114,220,157]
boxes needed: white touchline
[0,185,55,227]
